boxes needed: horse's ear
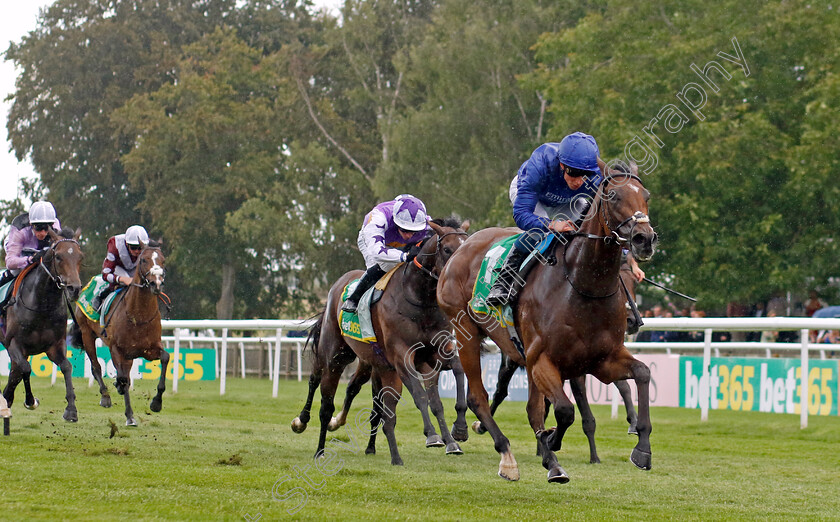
[428,221,443,236]
[47,228,60,241]
[73,227,82,241]
[630,162,638,176]
[461,220,471,233]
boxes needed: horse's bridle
[38,238,81,291]
[598,173,651,246]
[131,248,166,290]
[411,231,469,281]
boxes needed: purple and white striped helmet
[393,194,428,232]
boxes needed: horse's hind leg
[569,376,598,463]
[74,319,111,408]
[528,353,575,484]
[292,358,324,434]
[47,344,77,422]
[2,351,27,409]
[150,348,169,413]
[365,373,384,455]
[328,361,372,432]
[615,379,638,434]
[375,371,404,466]
[394,353,445,449]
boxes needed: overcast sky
[0,0,341,206]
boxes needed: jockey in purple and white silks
[0,201,62,311]
[341,194,430,314]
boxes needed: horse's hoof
[425,434,444,447]
[63,409,78,423]
[100,396,112,408]
[391,457,404,466]
[630,448,652,470]
[327,417,342,432]
[471,420,486,434]
[547,465,570,484]
[498,454,520,481]
[365,446,376,455]
[291,417,307,434]
[627,423,638,436]
[445,442,463,455]
[451,423,469,442]
[126,418,138,427]
[590,456,601,464]
[149,398,162,413]
[25,398,39,410]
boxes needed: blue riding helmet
[557,132,601,174]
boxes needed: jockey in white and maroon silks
[92,225,149,310]
[0,201,62,311]
[341,194,431,314]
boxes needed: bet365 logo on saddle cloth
[470,234,519,327]
[338,280,376,343]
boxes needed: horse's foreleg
[422,367,462,455]
[150,348,169,413]
[594,352,652,471]
[448,356,469,442]
[614,379,638,434]
[460,329,517,481]
[48,345,77,422]
[569,375,598,463]
[114,356,136,426]
[81,325,111,408]
[2,352,25,408]
[394,359,442,448]
[14,352,38,410]
[328,361,371,432]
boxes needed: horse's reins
[562,173,651,299]
[402,230,468,307]
[14,239,81,313]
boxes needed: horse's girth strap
[11,262,38,298]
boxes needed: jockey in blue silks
[485,132,644,306]
[340,194,430,314]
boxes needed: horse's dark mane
[147,239,161,249]
[58,227,75,239]
[431,216,463,230]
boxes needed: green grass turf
[1,375,838,520]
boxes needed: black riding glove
[30,249,46,264]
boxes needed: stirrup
[341,300,358,313]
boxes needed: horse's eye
[55,254,63,262]
[444,247,452,255]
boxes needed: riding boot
[485,248,529,307]
[0,270,17,312]
[341,265,386,314]
[92,286,113,312]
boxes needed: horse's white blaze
[150,252,164,280]
[67,247,74,254]
[627,184,640,194]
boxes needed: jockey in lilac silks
[341,195,430,314]
[0,201,62,311]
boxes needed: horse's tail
[292,310,325,434]
[304,311,325,358]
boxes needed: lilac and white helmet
[29,201,57,224]
[392,194,428,232]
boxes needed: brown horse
[437,166,657,483]
[473,262,642,463]
[291,218,470,465]
[1,228,84,421]
[70,242,168,426]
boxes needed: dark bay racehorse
[70,242,168,426]
[291,218,470,465]
[437,165,657,482]
[1,228,83,422]
[473,262,642,464]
